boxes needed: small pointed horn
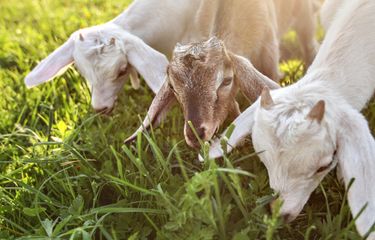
[79,33,84,41]
[260,87,274,109]
[110,37,116,45]
[307,100,325,123]
[175,42,182,49]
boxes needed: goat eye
[117,67,128,78]
[316,162,332,174]
[222,77,232,86]
[168,82,176,92]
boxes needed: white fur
[319,0,348,31]
[208,0,375,237]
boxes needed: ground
[0,0,374,239]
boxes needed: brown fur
[273,0,320,65]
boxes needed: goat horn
[260,87,274,109]
[110,37,116,45]
[79,33,84,41]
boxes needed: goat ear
[260,87,274,109]
[230,53,280,102]
[25,37,75,88]
[336,109,375,236]
[124,79,176,143]
[125,35,168,93]
[307,100,325,123]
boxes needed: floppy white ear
[124,79,176,143]
[230,53,280,102]
[336,108,375,237]
[125,35,169,93]
[24,36,75,88]
[207,100,259,159]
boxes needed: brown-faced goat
[126,37,280,148]
[125,0,322,147]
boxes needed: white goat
[207,0,375,238]
[24,0,201,113]
[25,0,318,114]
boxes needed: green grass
[1,1,374,239]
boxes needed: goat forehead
[172,40,224,69]
[255,106,332,162]
[171,53,223,69]
[174,37,224,56]
[74,51,120,83]
[77,25,125,57]
[259,120,325,156]
[256,109,302,144]
[76,41,122,61]
[170,63,218,88]
[75,43,126,82]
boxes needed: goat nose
[185,125,207,149]
[186,123,206,139]
[196,127,206,140]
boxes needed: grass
[1,0,374,239]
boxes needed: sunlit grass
[0,1,374,239]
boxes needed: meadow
[1,0,374,239]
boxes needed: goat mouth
[186,138,201,149]
[104,107,114,115]
[95,106,114,115]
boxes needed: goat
[125,0,320,147]
[126,37,280,148]
[24,0,318,114]
[207,0,375,238]
[24,0,201,113]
